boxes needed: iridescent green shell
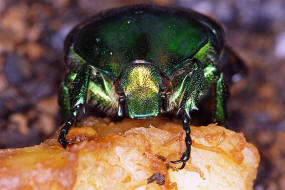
[65,5,223,80]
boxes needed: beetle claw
[171,161,186,170]
[58,126,74,148]
[58,112,77,148]
[170,160,187,169]
[170,151,189,169]
[58,134,73,148]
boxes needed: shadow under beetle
[58,5,247,169]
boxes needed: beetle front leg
[171,110,191,169]
[170,59,205,169]
[58,64,90,148]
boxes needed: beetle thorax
[119,60,163,119]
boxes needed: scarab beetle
[58,5,247,169]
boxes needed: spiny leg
[59,82,72,123]
[88,65,119,115]
[170,59,205,169]
[214,73,229,123]
[171,110,191,169]
[58,104,82,148]
[58,64,90,148]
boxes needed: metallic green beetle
[58,5,246,169]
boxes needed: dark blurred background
[0,0,284,189]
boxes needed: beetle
[58,5,247,169]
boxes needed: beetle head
[117,60,168,119]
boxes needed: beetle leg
[58,64,90,148]
[117,96,126,117]
[214,73,229,123]
[59,81,72,123]
[160,92,169,112]
[178,59,205,117]
[159,77,170,112]
[58,104,82,148]
[170,59,205,169]
[88,66,118,115]
[59,70,81,123]
[171,110,191,169]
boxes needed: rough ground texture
[0,0,284,189]
[0,117,259,190]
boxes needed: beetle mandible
[58,5,247,169]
